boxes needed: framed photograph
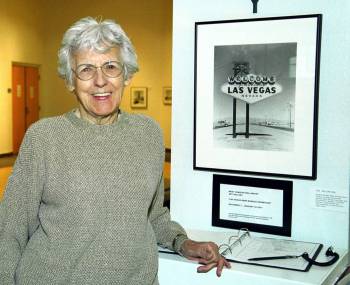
[194,15,322,179]
[130,87,147,109]
[163,87,172,105]
[212,174,293,236]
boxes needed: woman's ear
[67,84,75,92]
[124,76,133,86]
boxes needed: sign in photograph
[221,64,283,104]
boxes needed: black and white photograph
[163,87,172,105]
[130,87,148,109]
[194,15,322,179]
[214,43,296,152]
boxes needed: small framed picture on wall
[130,87,148,109]
[163,87,172,105]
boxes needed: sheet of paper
[313,189,348,212]
[220,184,283,227]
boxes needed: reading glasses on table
[248,254,302,261]
[246,247,339,266]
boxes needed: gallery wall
[0,0,173,154]
[171,0,350,249]
[0,0,44,154]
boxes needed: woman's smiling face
[72,47,131,124]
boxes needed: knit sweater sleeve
[148,173,188,253]
[0,125,44,284]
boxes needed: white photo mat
[194,15,322,179]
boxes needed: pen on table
[248,255,300,261]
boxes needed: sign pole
[232,98,237,138]
[251,0,259,14]
[245,103,250,138]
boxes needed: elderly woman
[0,17,229,284]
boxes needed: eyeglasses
[72,61,124,81]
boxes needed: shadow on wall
[163,148,171,209]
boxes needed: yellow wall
[0,0,45,153]
[0,0,173,153]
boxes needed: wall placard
[212,174,293,236]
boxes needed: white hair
[58,17,139,87]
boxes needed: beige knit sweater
[0,110,187,285]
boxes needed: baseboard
[0,152,14,158]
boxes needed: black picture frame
[194,14,322,179]
[212,174,293,236]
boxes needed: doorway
[12,64,40,154]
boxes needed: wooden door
[25,67,40,129]
[12,65,40,153]
[12,65,26,154]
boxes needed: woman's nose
[94,67,108,87]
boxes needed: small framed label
[212,175,292,236]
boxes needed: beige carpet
[0,167,12,200]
